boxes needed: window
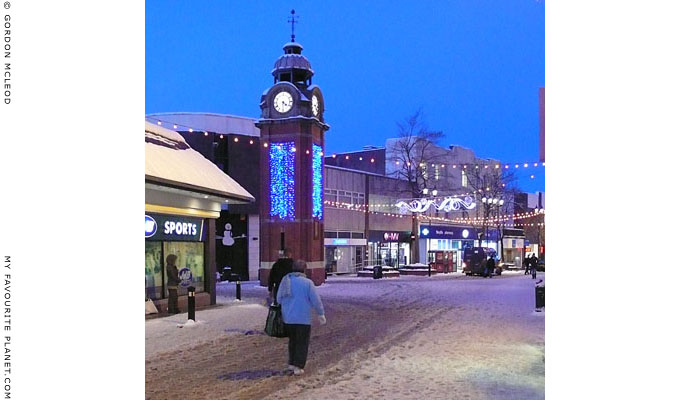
[352,232,365,239]
[145,242,163,300]
[337,231,352,238]
[325,189,337,204]
[338,190,352,204]
[163,242,205,293]
[461,170,468,187]
[435,165,440,181]
[354,192,365,205]
[324,231,337,238]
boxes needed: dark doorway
[216,212,249,280]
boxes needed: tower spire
[288,9,299,42]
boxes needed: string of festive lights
[323,200,544,223]
[386,160,544,169]
[146,117,545,169]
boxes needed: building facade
[146,113,262,282]
[144,121,254,311]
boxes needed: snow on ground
[146,273,545,400]
[145,295,267,359]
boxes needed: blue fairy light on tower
[269,142,296,220]
[312,144,323,219]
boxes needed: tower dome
[271,42,314,86]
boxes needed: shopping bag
[145,299,158,314]
[264,303,287,337]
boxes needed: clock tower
[256,36,329,286]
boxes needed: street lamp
[423,188,429,195]
[432,189,438,196]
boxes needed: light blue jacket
[276,272,325,325]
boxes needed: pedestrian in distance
[524,254,531,275]
[486,255,496,278]
[268,248,294,303]
[165,254,181,315]
[276,259,326,376]
[531,254,538,279]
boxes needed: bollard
[236,280,242,301]
[428,262,431,277]
[187,286,196,321]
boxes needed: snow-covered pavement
[146,272,545,400]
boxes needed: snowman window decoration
[218,223,247,246]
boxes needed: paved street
[146,272,545,400]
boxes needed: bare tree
[464,165,518,258]
[386,109,448,197]
[385,109,447,264]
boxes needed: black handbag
[264,303,287,337]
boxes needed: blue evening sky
[146,1,544,192]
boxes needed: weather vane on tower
[288,9,299,42]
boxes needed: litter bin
[373,266,383,279]
[535,286,545,309]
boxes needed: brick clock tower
[256,38,329,286]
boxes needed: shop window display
[163,242,205,293]
[145,242,163,300]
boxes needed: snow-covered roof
[145,121,254,202]
[146,113,260,137]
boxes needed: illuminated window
[461,170,468,187]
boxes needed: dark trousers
[285,324,311,369]
[167,287,179,314]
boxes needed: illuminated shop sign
[419,225,497,240]
[145,215,157,238]
[383,232,399,241]
[369,230,412,243]
[144,213,205,242]
[324,238,368,246]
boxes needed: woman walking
[276,260,326,375]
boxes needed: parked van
[462,247,498,276]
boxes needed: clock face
[273,91,293,113]
[311,95,319,117]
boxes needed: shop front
[368,230,412,268]
[145,121,254,314]
[324,237,367,274]
[145,213,207,301]
[500,228,527,268]
[418,225,499,266]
